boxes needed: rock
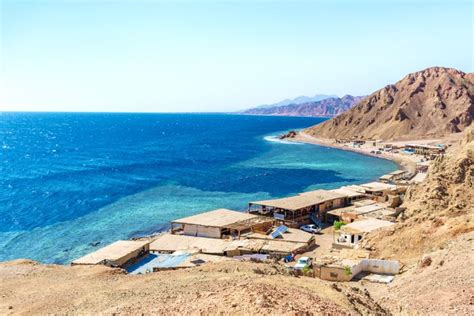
[420,255,432,267]
[279,131,297,139]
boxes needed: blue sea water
[0,113,396,264]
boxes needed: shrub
[333,221,346,230]
[343,265,352,276]
[302,265,313,276]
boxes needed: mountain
[306,67,474,140]
[242,95,365,117]
[251,94,337,110]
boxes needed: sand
[289,132,420,173]
[0,259,388,315]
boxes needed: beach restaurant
[170,208,274,239]
[248,190,346,227]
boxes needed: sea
[0,113,397,264]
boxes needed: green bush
[333,220,346,230]
[343,265,352,276]
[302,265,313,276]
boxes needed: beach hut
[171,208,273,238]
[333,218,394,249]
[71,240,151,268]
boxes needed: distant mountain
[306,67,474,140]
[242,95,365,117]
[252,94,338,110]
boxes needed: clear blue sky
[0,0,472,112]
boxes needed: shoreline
[287,132,418,173]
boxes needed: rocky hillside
[360,127,474,314]
[306,67,474,140]
[243,95,364,117]
[365,126,473,262]
[362,127,474,260]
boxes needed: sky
[0,0,472,112]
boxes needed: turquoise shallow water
[0,113,396,263]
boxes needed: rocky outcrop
[306,67,474,140]
[279,130,297,139]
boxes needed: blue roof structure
[126,253,191,275]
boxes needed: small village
[72,141,446,284]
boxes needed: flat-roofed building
[334,219,394,249]
[330,186,367,204]
[171,208,273,238]
[260,240,308,255]
[149,233,265,255]
[405,143,445,156]
[150,233,310,257]
[359,182,398,200]
[248,190,346,226]
[353,199,377,207]
[379,170,409,183]
[327,203,387,223]
[71,240,151,267]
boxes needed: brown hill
[242,95,364,117]
[0,260,388,314]
[306,67,474,140]
[365,126,473,263]
[359,127,474,314]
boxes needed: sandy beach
[288,132,420,173]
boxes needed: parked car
[293,257,312,270]
[300,224,321,234]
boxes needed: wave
[263,135,302,145]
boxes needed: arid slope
[361,127,474,314]
[306,67,474,140]
[0,260,387,315]
[365,126,473,262]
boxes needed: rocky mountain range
[242,95,365,117]
[306,67,474,140]
[252,94,337,110]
